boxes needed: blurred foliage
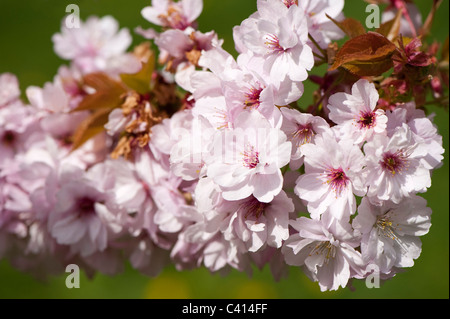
[0,0,448,299]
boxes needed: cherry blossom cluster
[0,0,447,291]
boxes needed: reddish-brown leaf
[84,72,124,92]
[72,73,126,112]
[71,107,112,151]
[120,50,155,95]
[329,32,397,76]
[326,14,366,39]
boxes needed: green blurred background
[0,0,448,299]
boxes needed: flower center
[375,213,407,250]
[244,87,263,109]
[241,196,269,220]
[2,130,15,145]
[282,0,298,8]
[356,110,376,129]
[309,241,336,264]
[264,34,286,54]
[376,215,396,239]
[159,5,190,30]
[326,168,349,195]
[242,144,259,169]
[380,150,408,175]
[292,123,315,146]
[77,197,96,216]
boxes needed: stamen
[292,123,315,146]
[244,87,263,109]
[309,241,336,264]
[242,144,259,169]
[240,196,268,220]
[380,150,409,176]
[356,110,376,129]
[213,108,230,130]
[282,0,298,8]
[264,34,286,54]
[376,213,407,251]
[158,5,190,30]
[325,167,349,196]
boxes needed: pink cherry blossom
[52,16,139,74]
[0,73,21,108]
[386,102,444,170]
[282,216,365,291]
[141,0,203,30]
[233,0,314,84]
[221,192,294,252]
[170,115,215,181]
[0,0,446,292]
[26,67,90,140]
[0,103,44,167]
[47,165,124,257]
[294,130,366,221]
[363,124,432,204]
[353,195,431,275]
[207,110,291,203]
[192,46,303,129]
[170,177,253,274]
[327,79,388,145]
[280,107,330,169]
[297,0,345,50]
